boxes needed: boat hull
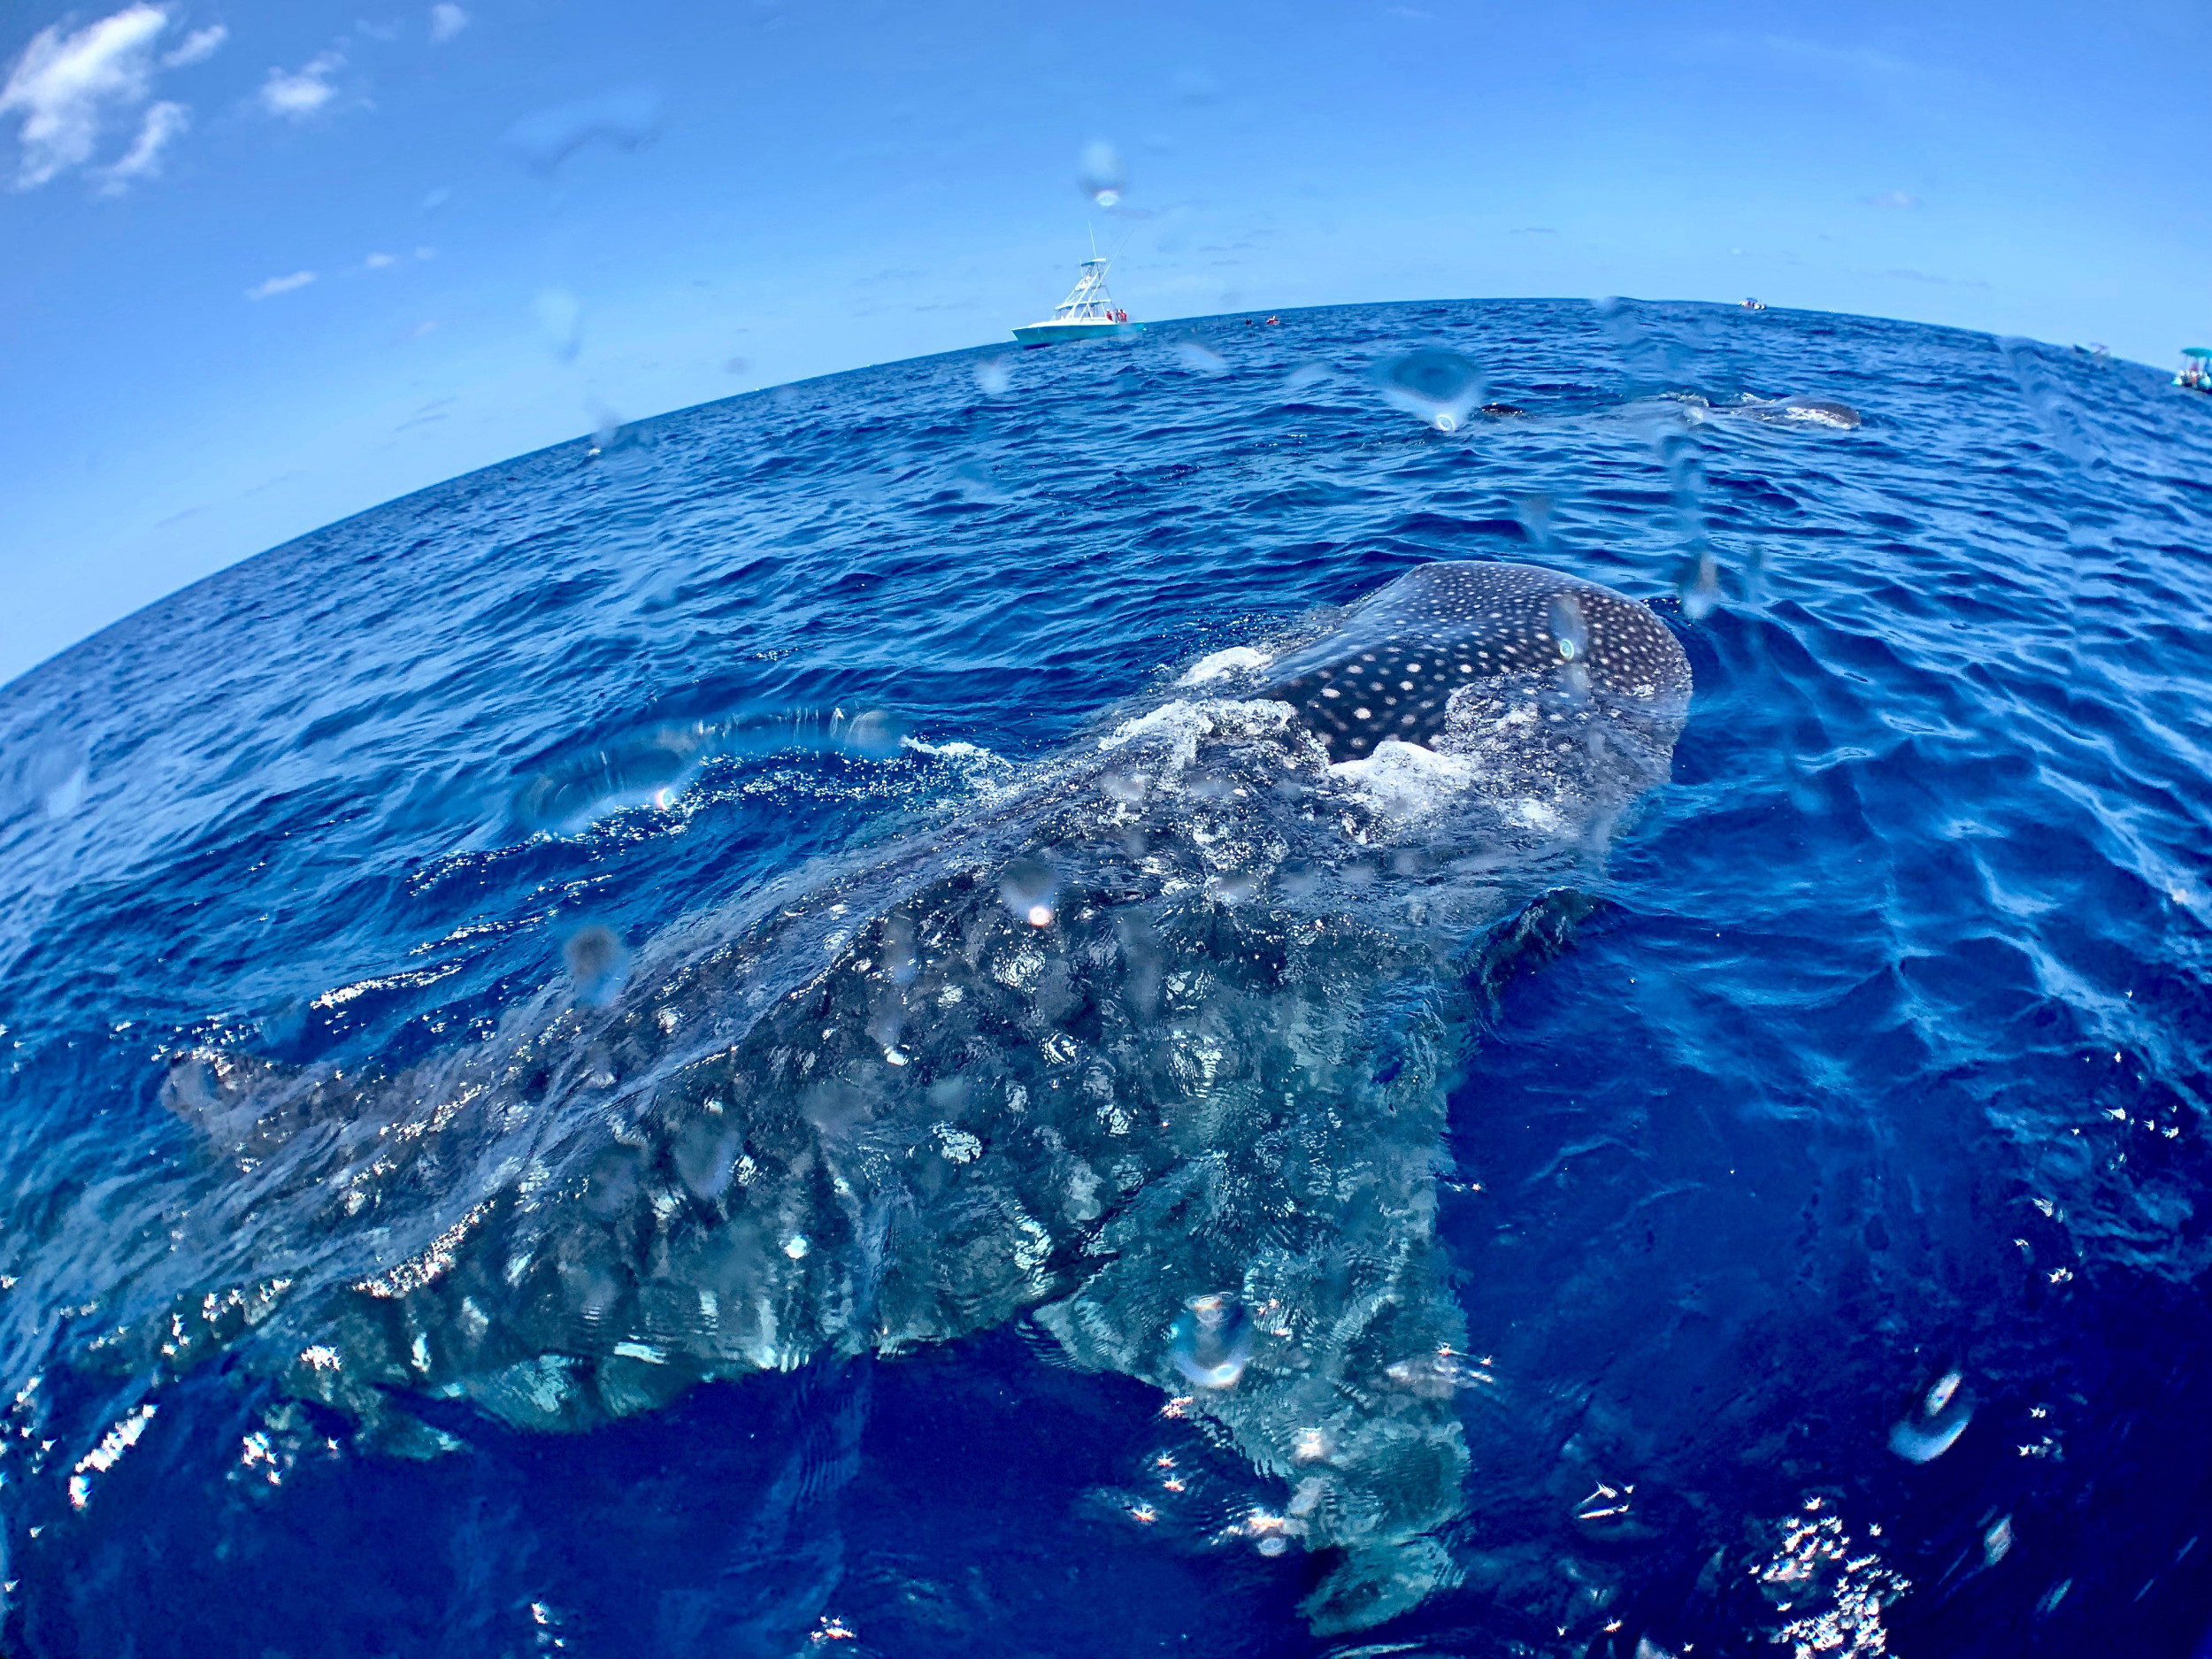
[1012,320,1141,348]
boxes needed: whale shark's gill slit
[510,707,912,833]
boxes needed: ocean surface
[2,298,2209,1657]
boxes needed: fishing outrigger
[1014,245,1138,347]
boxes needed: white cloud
[0,4,166,189]
[162,25,226,68]
[96,96,186,192]
[259,51,343,119]
[246,269,317,300]
[429,4,469,43]
[364,250,397,268]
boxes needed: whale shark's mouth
[1260,561,1693,762]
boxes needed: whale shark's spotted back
[1262,560,1691,760]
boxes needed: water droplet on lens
[1888,1368,1972,1462]
[1678,551,1722,620]
[832,708,907,759]
[1924,1369,1962,1416]
[534,288,582,363]
[1984,1514,2014,1566]
[1000,856,1058,926]
[504,86,663,174]
[5,739,91,820]
[588,400,622,452]
[1373,348,1485,432]
[1170,65,1219,104]
[1168,1292,1251,1387]
[1548,593,1587,662]
[513,726,702,830]
[1078,140,1126,207]
[563,923,631,1005]
[974,355,1011,396]
[1517,493,1554,550]
[1206,871,1259,906]
[1172,339,1227,377]
[1383,1348,1494,1396]
[2000,336,2105,468]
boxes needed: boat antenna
[1089,221,1097,259]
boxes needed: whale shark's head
[1260,560,1693,763]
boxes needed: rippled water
[3,299,2210,1656]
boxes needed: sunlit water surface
[3,300,2210,1657]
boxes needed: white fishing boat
[2177,346,2212,392]
[1013,252,1137,348]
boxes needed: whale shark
[150,558,1692,1633]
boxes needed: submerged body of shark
[153,559,1692,1632]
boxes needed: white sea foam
[1098,698,1294,781]
[1176,646,1273,686]
[1330,738,1480,819]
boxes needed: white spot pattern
[1262,561,1691,759]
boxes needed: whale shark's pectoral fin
[1031,1114,1472,1634]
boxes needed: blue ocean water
[2,298,2209,1655]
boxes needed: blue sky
[4,0,2208,686]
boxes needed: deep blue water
[3,298,2211,1656]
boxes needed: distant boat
[1742,297,1767,311]
[1013,256,1137,348]
[2177,347,2212,392]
